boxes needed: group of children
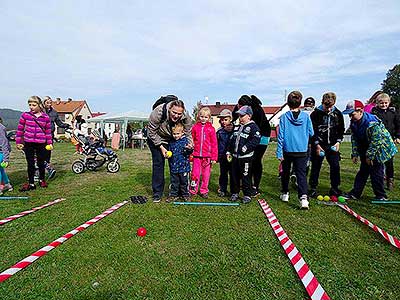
[166,105,261,204]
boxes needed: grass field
[0,142,399,300]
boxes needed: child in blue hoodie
[276,91,314,209]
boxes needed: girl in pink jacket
[16,96,53,191]
[190,107,218,198]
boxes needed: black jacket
[310,105,345,147]
[46,107,70,136]
[228,121,261,158]
[371,106,400,139]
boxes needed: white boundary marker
[258,199,330,300]
[0,200,128,283]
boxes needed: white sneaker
[280,193,289,202]
[299,195,309,209]
[3,183,13,192]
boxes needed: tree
[192,101,202,121]
[381,64,400,108]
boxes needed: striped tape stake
[0,198,65,226]
[0,200,128,283]
[258,199,330,300]
[337,203,400,249]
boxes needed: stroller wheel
[107,160,120,173]
[72,160,85,174]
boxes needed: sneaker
[280,193,289,202]
[251,189,261,198]
[242,196,251,204]
[329,188,343,197]
[153,196,161,203]
[308,189,317,198]
[47,168,57,180]
[3,183,13,192]
[166,196,178,203]
[39,180,48,188]
[230,193,239,202]
[386,178,394,191]
[299,195,309,209]
[342,192,358,200]
[182,195,191,202]
[19,183,36,192]
[218,191,227,197]
[0,185,3,195]
[199,193,208,199]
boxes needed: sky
[1,0,399,114]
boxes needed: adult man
[43,96,71,178]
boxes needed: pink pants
[190,157,212,195]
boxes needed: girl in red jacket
[190,107,218,198]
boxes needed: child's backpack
[152,95,178,122]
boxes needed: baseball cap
[218,109,232,118]
[342,100,364,114]
[236,105,253,116]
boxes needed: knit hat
[236,105,253,116]
[342,100,364,114]
[218,109,232,118]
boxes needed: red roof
[202,103,282,115]
[92,112,107,118]
[52,100,86,114]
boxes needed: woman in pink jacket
[16,96,53,191]
[190,107,218,198]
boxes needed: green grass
[0,142,399,299]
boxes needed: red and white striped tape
[0,198,65,226]
[0,200,128,283]
[258,199,330,300]
[337,204,400,249]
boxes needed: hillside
[0,108,23,130]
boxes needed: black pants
[351,154,386,199]
[24,142,46,184]
[218,157,233,193]
[281,155,308,198]
[170,172,189,197]
[148,138,168,199]
[44,147,51,163]
[231,157,253,197]
[309,146,341,190]
[252,144,268,190]
[384,158,394,179]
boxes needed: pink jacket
[16,112,52,145]
[192,122,218,160]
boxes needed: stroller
[67,129,120,174]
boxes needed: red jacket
[191,122,218,160]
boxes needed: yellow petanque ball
[317,195,324,201]
[166,151,173,158]
[45,145,53,151]
[323,195,331,202]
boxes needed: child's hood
[286,111,306,126]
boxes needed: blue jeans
[309,146,341,191]
[148,138,168,199]
[281,155,308,198]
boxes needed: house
[51,99,93,138]
[201,101,289,138]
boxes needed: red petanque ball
[331,195,338,202]
[136,227,147,237]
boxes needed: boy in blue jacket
[277,91,314,209]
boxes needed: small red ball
[136,227,147,237]
[330,195,338,202]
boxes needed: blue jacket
[216,126,232,160]
[168,136,192,173]
[276,110,314,159]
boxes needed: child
[227,105,261,204]
[166,123,193,202]
[16,96,53,191]
[276,91,314,209]
[216,109,234,197]
[309,92,345,197]
[0,117,13,195]
[190,107,218,198]
[343,100,397,200]
[370,93,400,190]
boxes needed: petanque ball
[338,196,346,203]
[317,195,324,201]
[166,151,173,158]
[137,227,147,237]
[331,195,338,202]
[45,145,52,151]
[323,195,330,201]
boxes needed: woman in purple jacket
[16,96,53,191]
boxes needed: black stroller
[68,129,120,174]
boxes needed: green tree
[381,64,400,108]
[192,100,202,121]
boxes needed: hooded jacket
[148,102,193,147]
[371,106,400,139]
[191,121,218,160]
[276,110,314,159]
[228,120,261,158]
[350,112,397,163]
[0,123,11,162]
[310,105,344,147]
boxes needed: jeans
[218,157,233,193]
[252,144,268,190]
[24,142,46,184]
[309,146,341,190]
[231,157,253,196]
[148,138,168,199]
[170,172,189,197]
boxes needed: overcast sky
[1,0,399,114]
